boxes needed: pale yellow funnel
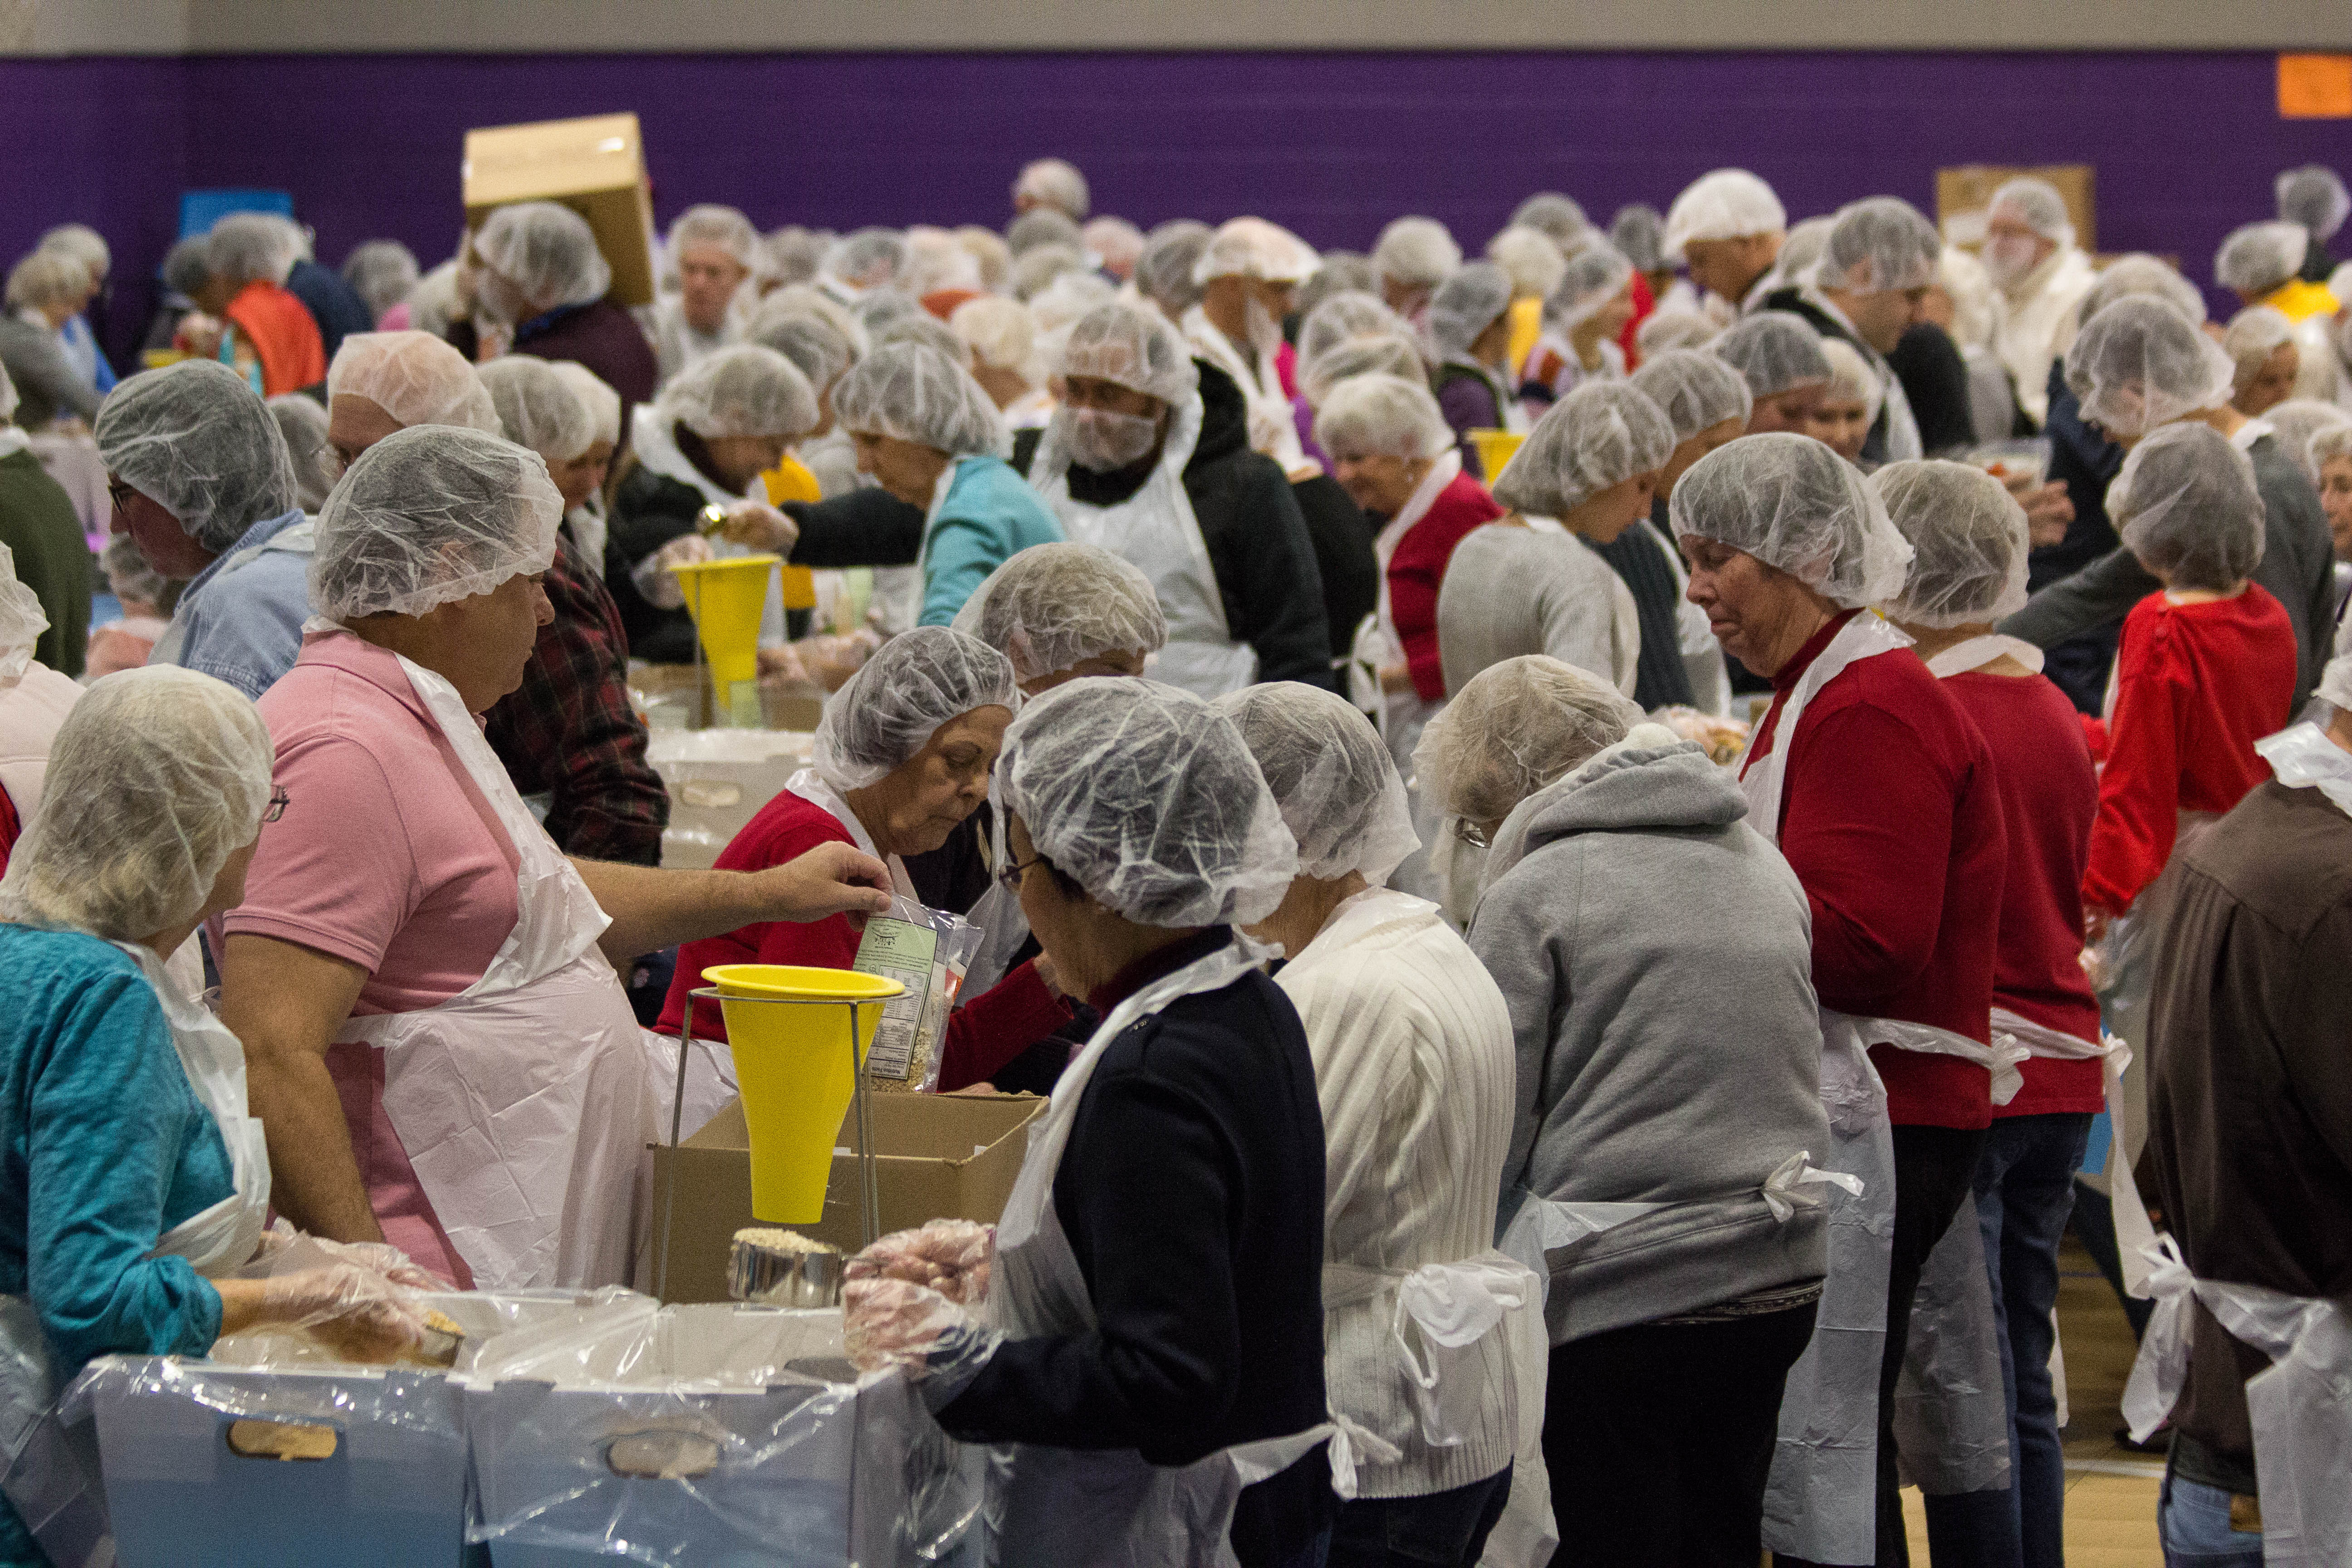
[1468,429,1525,481]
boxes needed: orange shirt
[224,280,326,395]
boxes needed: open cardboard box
[463,111,657,307]
[647,1092,1044,1303]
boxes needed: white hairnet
[327,331,502,435]
[1194,218,1320,286]
[2215,221,2311,298]
[2064,296,2236,440]
[1821,197,1941,294]
[997,678,1297,927]
[1298,252,1379,321]
[473,202,612,313]
[1299,291,1413,366]
[902,227,983,299]
[1215,681,1418,884]
[2108,421,2265,593]
[1486,226,1569,302]
[832,339,1010,459]
[2223,305,2298,393]
[1712,314,1832,400]
[1136,221,1213,315]
[1988,177,2076,248]
[1057,301,1200,404]
[875,314,974,371]
[954,225,1012,293]
[753,308,858,395]
[960,541,1168,683]
[0,668,273,942]
[0,359,15,425]
[825,228,907,291]
[1664,169,1788,262]
[94,360,300,553]
[1413,656,1642,827]
[1818,338,1886,424]
[2077,255,2207,329]
[1027,270,1116,335]
[1007,208,1084,260]
[811,625,1017,793]
[310,425,562,621]
[1937,245,1998,352]
[341,240,419,319]
[667,204,760,274]
[1636,310,1720,357]
[1314,373,1455,462]
[1510,193,1594,252]
[205,212,296,288]
[2265,398,2352,486]
[857,290,922,341]
[1545,246,1634,332]
[1872,459,2030,628]
[0,542,47,679]
[405,260,460,339]
[657,343,819,441]
[764,228,830,290]
[2279,165,2351,243]
[268,393,339,513]
[1609,204,1668,273]
[951,296,1041,384]
[547,361,622,449]
[1014,157,1091,221]
[757,284,867,358]
[1765,216,1837,294]
[1299,334,1427,408]
[1629,348,1754,441]
[1084,217,1146,277]
[1493,380,1675,517]
[479,355,595,465]
[1670,431,1914,609]
[1428,262,1516,360]
[1013,247,1088,306]
[1372,217,1462,289]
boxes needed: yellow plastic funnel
[667,554,779,725]
[704,964,904,1224]
[1468,429,1525,480]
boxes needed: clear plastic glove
[632,533,715,610]
[258,1264,428,1364]
[302,1237,447,1291]
[843,1277,975,1377]
[714,500,798,554]
[847,1219,996,1306]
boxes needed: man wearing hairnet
[1185,217,1321,475]
[215,426,892,1293]
[1664,168,1788,325]
[1019,301,1334,694]
[2279,163,2350,283]
[1761,197,1953,462]
[1372,216,1462,326]
[2002,295,2337,707]
[95,359,309,699]
[1011,156,1090,222]
[650,204,762,383]
[2217,219,2341,324]
[451,201,657,422]
[1981,178,2099,429]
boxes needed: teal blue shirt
[918,456,1066,627]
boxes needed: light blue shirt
[161,508,312,699]
[917,455,1065,627]
[58,314,114,395]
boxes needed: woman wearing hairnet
[1372,216,1461,326]
[1519,247,1635,407]
[842,678,1336,1568]
[2216,219,2340,324]
[1218,681,1531,1568]
[1027,301,1333,692]
[1871,461,2105,1568]
[212,427,891,1293]
[654,626,1078,1096]
[1428,262,1530,470]
[1416,656,1829,1568]
[544,359,624,561]
[650,204,761,382]
[453,201,657,416]
[1673,433,2007,1568]
[2222,305,2302,417]
[1811,339,1885,467]
[1711,313,1832,436]
[0,668,437,1564]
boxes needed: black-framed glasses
[263,789,290,824]
[106,477,138,517]
[994,854,1045,895]
[1451,817,1493,850]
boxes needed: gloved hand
[632,534,715,609]
[847,1220,995,1306]
[713,500,798,554]
[258,1264,428,1364]
[302,1237,448,1291]
[843,1276,974,1377]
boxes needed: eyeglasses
[106,477,138,518]
[1450,817,1493,850]
[263,789,290,823]
[994,854,1045,895]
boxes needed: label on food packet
[852,916,939,1081]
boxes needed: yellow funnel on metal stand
[1468,429,1525,481]
[667,554,779,727]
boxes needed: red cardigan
[1387,470,1504,702]
[1945,669,2105,1117]
[1750,612,2007,1130]
[2082,588,2298,916]
[654,789,1072,1091]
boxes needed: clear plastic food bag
[849,894,985,1094]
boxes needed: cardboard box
[1936,164,2095,253]
[463,112,657,307]
[640,722,817,868]
[648,1092,1045,1303]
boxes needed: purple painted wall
[3,49,2339,368]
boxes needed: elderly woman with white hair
[1712,313,1832,436]
[1372,216,1462,326]
[215,427,890,1293]
[1428,261,1529,471]
[182,212,323,397]
[0,249,103,427]
[2223,304,2301,417]
[1674,433,2009,1568]
[1811,338,1886,467]
[1217,681,1530,1568]
[457,201,657,415]
[651,204,763,381]
[1011,156,1090,221]
[0,668,441,1565]
[841,678,1336,1568]
[1414,655,1828,1568]
[949,295,1052,426]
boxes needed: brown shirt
[2142,778,2352,1490]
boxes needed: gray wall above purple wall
[3,49,2340,367]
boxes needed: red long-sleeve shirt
[1747,612,2007,1129]
[2082,588,2297,917]
[1944,668,2105,1117]
[1387,471,1504,701]
[654,789,1072,1091]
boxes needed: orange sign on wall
[2278,54,2352,119]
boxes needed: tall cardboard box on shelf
[1936,164,2096,254]
[463,111,657,307]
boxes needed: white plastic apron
[1737,609,1914,846]
[1924,634,2046,679]
[978,936,1336,1566]
[627,403,786,647]
[337,649,656,1291]
[149,517,315,670]
[1036,392,1256,699]
[1182,303,1309,474]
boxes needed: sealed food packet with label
[851,892,985,1093]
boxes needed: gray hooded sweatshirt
[1470,737,1831,1343]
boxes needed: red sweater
[654,789,1072,1091]
[1944,669,2105,1117]
[2082,588,2298,916]
[1387,471,1504,701]
[1749,612,2007,1129]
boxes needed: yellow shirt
[1506,297,1544,387]
[2262,277,2342,324]
[758,456,822,609]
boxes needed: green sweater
[0,449,90,677]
